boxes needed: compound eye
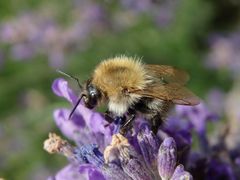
[86,84,100,109]
[88,85,98,97]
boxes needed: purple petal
[53,104,112,150]
[121,155,154,180]
[52,78,77,104]
[103,163,132,180]
[105,134,154,179]
[52,164,87,180]
[171,164,193,180]
[118,138,154,179]
[54,109,84,140]
[79,164,105,180]
[81,110,112,149]
[137,124,160,178]
[53,109,100,147]
[117,143,154,179]
[158,137,177,179]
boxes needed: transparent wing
[130,82,200,105]
[145,64,190,85]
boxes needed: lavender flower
[44,78,240,179]
[48,78,192,179]
[44,131,191,180]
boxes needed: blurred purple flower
[154,0,179,28]
[0,2,107,68]
[119,0,178,28]
[0,0,180,69]
[175,102,219,135]
[205,32,240,78]
[175,103,219,152]
[206,88,226,115]
[11,44,35,60]
[120,0,152,12]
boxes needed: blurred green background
[0,0,240,179]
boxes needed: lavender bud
[137,124,161,178]
[171,164,193,180]
[158,137,177,180]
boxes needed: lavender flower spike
[104,133,155,180]
[158,137,177,180]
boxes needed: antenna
[56,69,83,90]
[68,94,85,120]
[57,69,85,119]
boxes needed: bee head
[57,70,102,119]
[68,81,101,119]
[83,81,101,109]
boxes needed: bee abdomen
[133,98,173,133]
[157,101,173,120]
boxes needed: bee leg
[113,116,126,134]
[104,110,114,127]
[119,114,136,136]
[151,114,163,134]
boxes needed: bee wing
[145,65,190,85]
[130,83,200,105]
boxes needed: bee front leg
[104,110,126,132]
[104,110,115,127]
[119,113,136,136]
